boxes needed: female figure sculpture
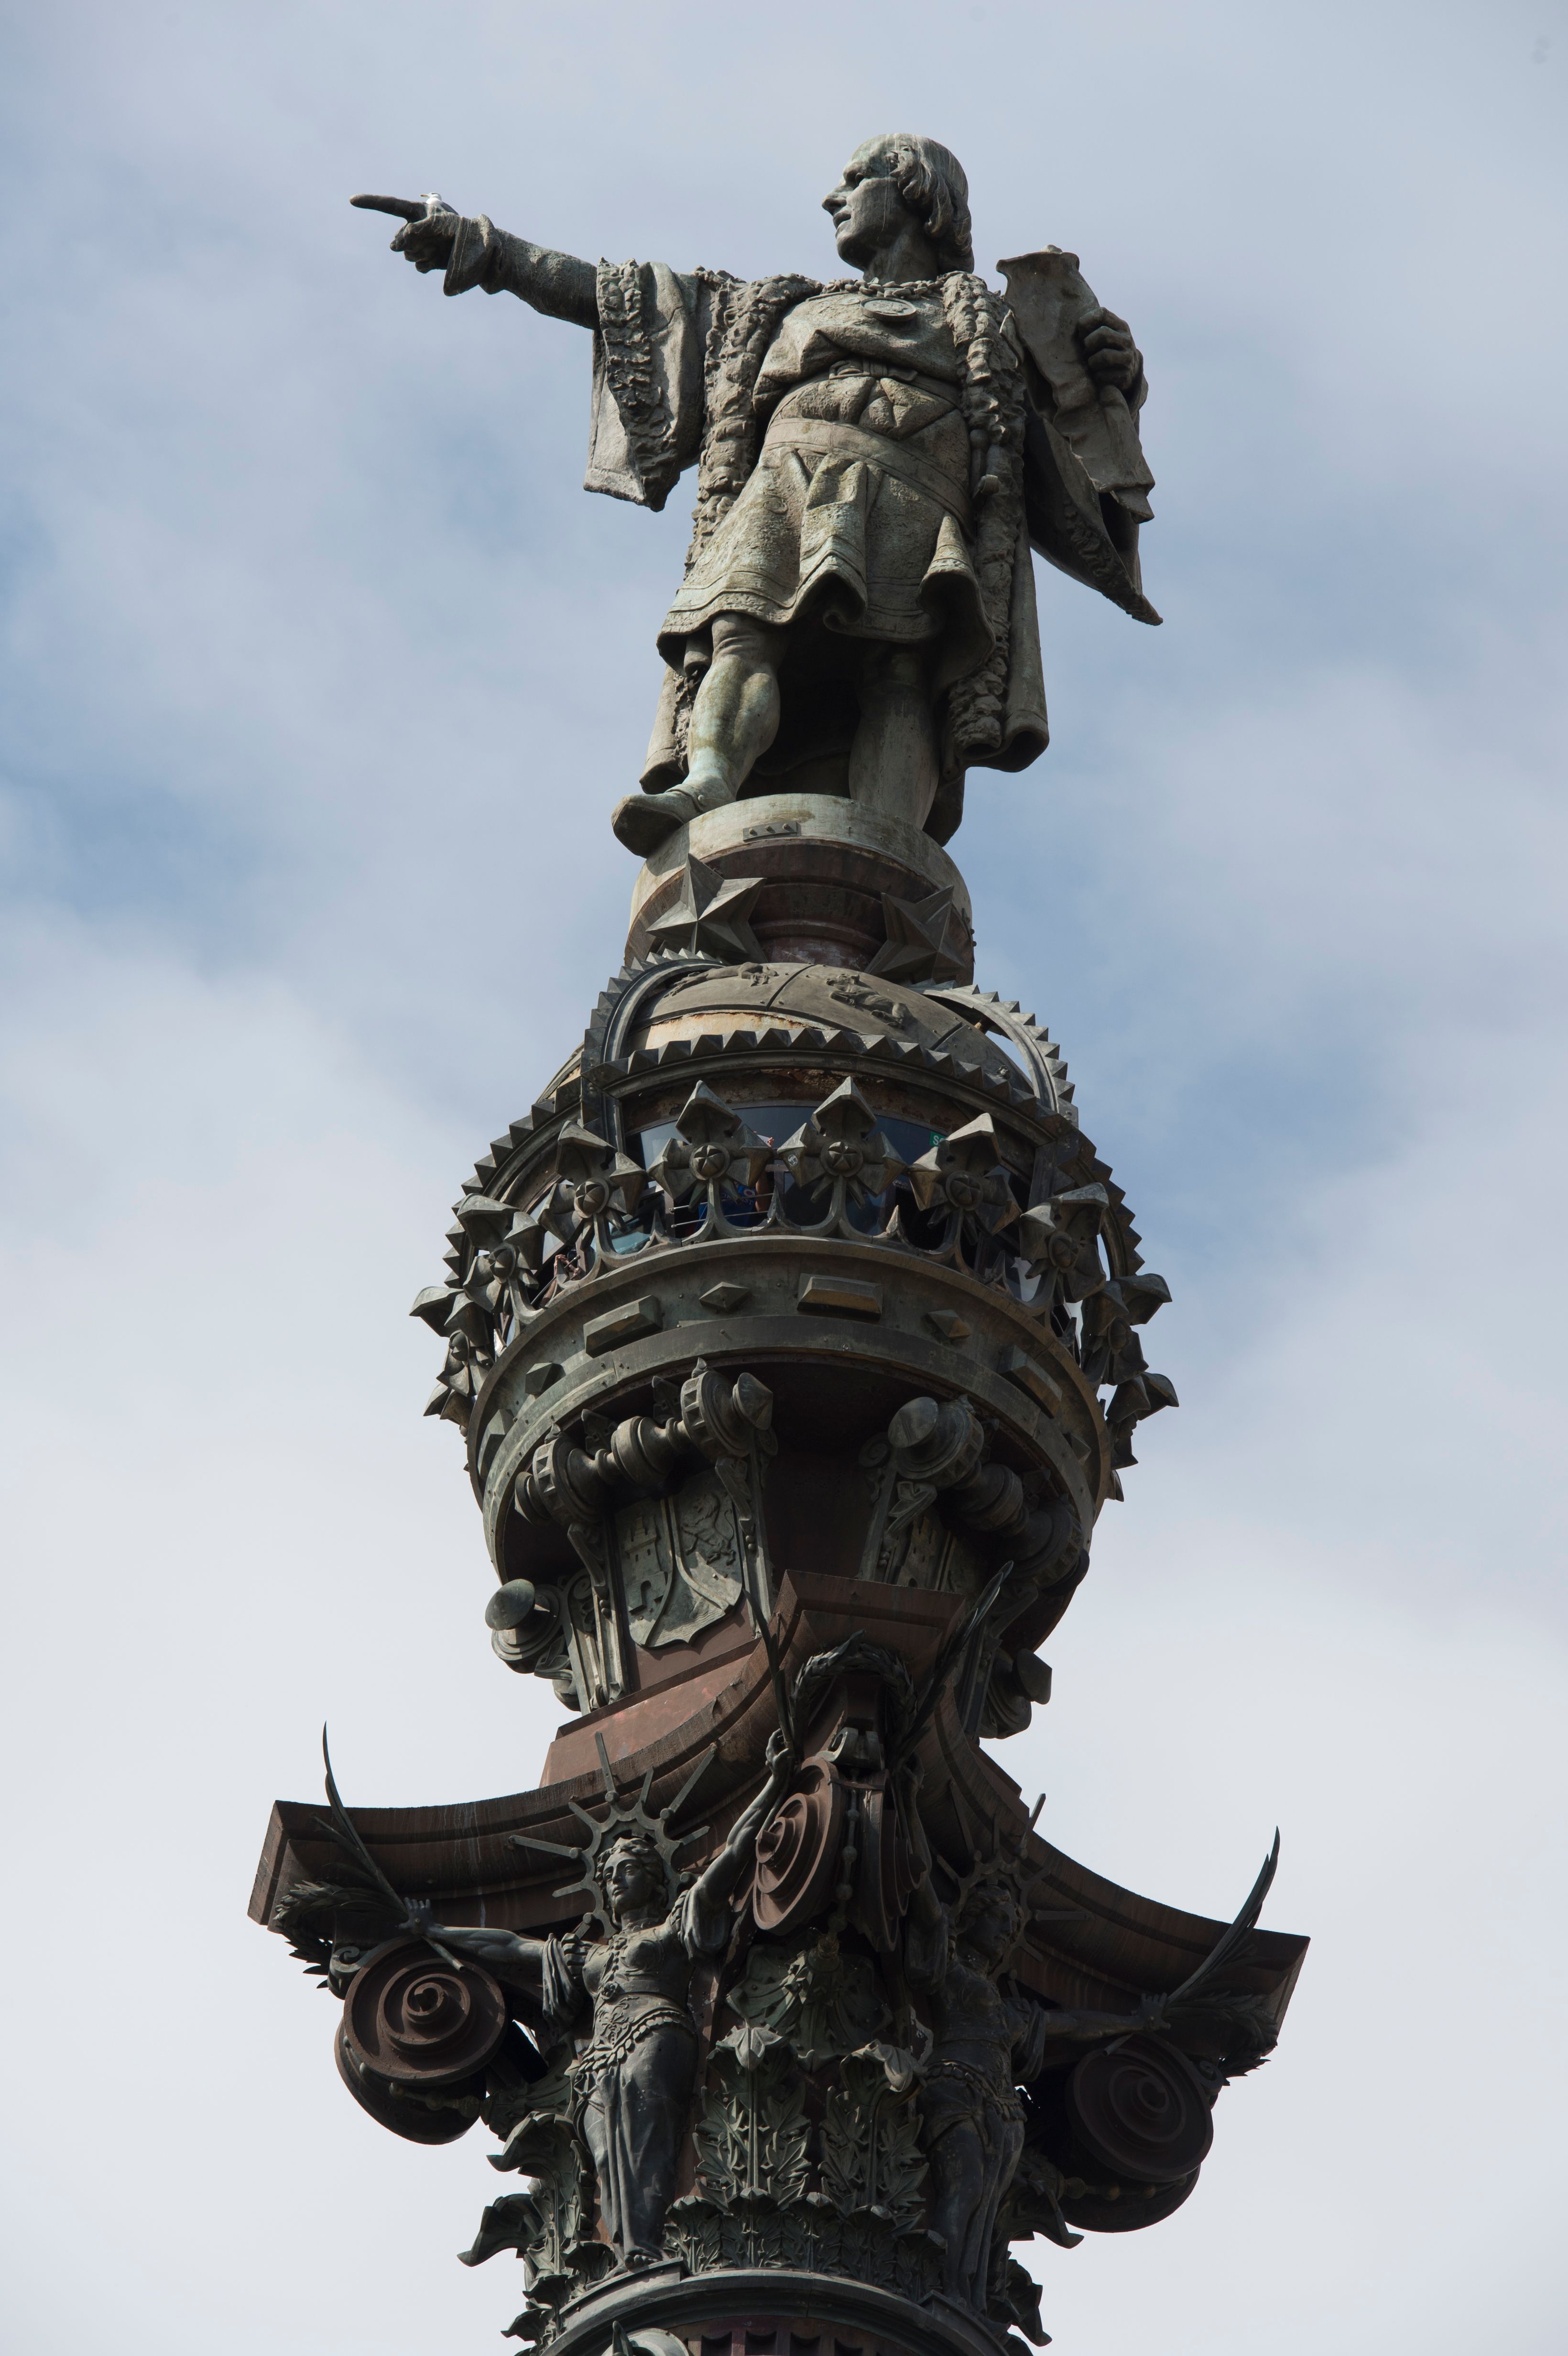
[407,1736,792,2266]
[356,135,1155,851]
[904,1851,1184,2310]
[904,1869,1047,2306]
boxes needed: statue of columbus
[357,134,1158,851]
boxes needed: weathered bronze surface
[352,133,1156,854]
[253,133,1307,2356]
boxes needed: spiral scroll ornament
[343,1939,508,2089]
[334,2027,479,2145]
[753,1760,847,1933]
[1065,2034,1214,2182]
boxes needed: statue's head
[957,1873,1021,1966]
[824,135,974,275]
[598,1830,669,1923]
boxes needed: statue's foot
[612,788,700,855]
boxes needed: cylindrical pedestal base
[626,794,975,976]
[540,2264,1029,2356]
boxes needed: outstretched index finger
[350,194,426,221]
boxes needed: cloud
[1,3,1563,2351]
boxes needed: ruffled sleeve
[583,261,725,512]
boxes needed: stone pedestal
[252,799,1306,2355]
[627,794,975,978]
[545,2266,1028,2356]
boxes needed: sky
[1,3,1565,2352]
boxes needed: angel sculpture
[354,132,1156,853]
[403,1734,793,2267]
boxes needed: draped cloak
[448,227,1158,844]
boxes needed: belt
[926,2058,1024,2119]
[826,360,960,403]
[572,2001,695,2083]
[764,416,972,528]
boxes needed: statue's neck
[860,224,944,285]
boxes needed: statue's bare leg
[685,613,786,801]
[926,2120,989,2301]
[849,644,938,829]
[612,614,785,855]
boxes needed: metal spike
[947,1778,984,1857]
[507,1832,583,1860]
[663,1744,719,1827]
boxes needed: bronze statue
[403,1734,793,2267]
[354,133,1157,853]
[904,1868,1044,2305]
[903,1837,1197,2308]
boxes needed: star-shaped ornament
[866,885,970,985]
[645,854,765,960]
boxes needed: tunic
[660,287,996,684]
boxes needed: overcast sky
[1,5,1565,2352]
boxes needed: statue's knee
[710,611,784,670]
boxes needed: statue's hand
[764,1728,795,1780]
[1134,1990,1170,2033]
[403,1895,439,1938]
[1079,306,1142,396]
[350,193,460,273]
[392,198,460,274]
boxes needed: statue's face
[604,1847,659,1917]
[963,1886,1018,1965]
[823,142,916,266]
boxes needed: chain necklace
[812,273,962,301]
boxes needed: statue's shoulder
[723,270,823,322]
